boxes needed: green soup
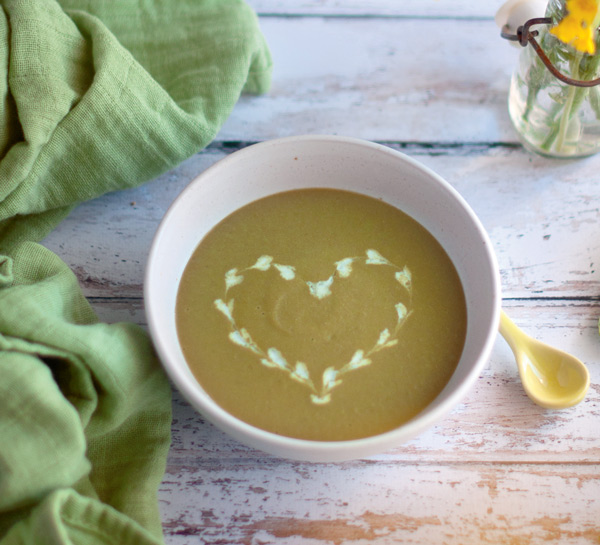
[176,188,467,441]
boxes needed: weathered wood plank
[42,145,600,299]
[217,17,518,142]
[414,147,600,300]
[159,459,600,544]
[247,0,507,18]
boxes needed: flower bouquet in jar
[507,0,600,157]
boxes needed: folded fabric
[0,0,271,543]
[0,243,170,545]
[0,0,271,249]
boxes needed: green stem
[590,85,600,118]
[554,51,583,153]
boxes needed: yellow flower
[550,0,600,54]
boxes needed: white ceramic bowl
[145,135,501,462]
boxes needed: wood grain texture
[43,144,600,299]
[216,17,518,142]
[247,0,507,18]
[38,3,600,544]
[159,461,600,545]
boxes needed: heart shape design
[214,250,413,405]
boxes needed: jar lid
[496,0,547,46]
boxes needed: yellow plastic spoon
[499,310,590,409]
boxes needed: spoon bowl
[499,310,590,409]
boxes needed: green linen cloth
[0,0,272,543]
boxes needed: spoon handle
[498,310,525,354]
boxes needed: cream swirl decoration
[214,250,413,405]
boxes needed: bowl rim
[144,134,502,461]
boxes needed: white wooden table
[43,1,600,543]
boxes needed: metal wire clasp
[501,17,600,87]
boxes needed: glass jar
[508,0,600,157]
